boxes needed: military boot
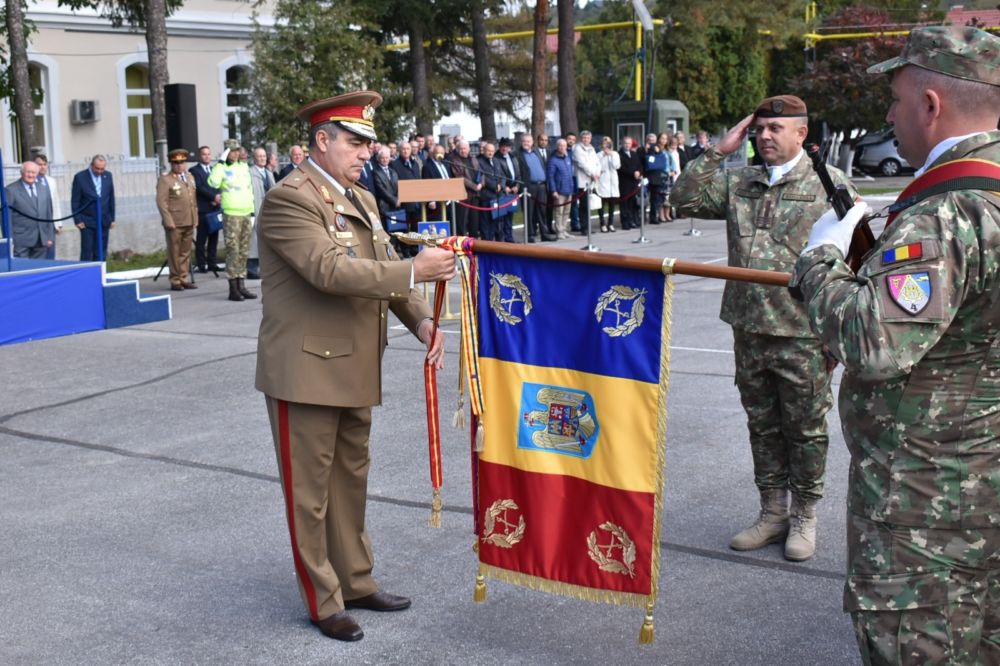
[729,489,788,551]
[228,279,244,302]
[237,278,257,299]
[785,496,818,561]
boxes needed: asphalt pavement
[0,209,876,665]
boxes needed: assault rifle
[806,143,875,272]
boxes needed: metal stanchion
[633,178,651,244]
[581,188,599,252]
[523,190,531,243]
[683,215,702,237]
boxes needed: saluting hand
[716,114,755,156]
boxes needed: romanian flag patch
[882,242,923,265]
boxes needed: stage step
[103,278,172,329]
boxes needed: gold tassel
[473,565,487,603]
[639,602,655,644]
[429,489,442,528]
[474,421,485,452]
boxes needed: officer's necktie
[345,188,370,221]
[28,184,36,198]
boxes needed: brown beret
[754,95,808,119]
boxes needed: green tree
[247,0,399,149]
[574,0,635,132]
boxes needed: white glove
[803,201,868,257]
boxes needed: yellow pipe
[385,19,665,51]
[634,21,642,102]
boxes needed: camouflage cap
[867,25,1000,87]
[224,138,240,150]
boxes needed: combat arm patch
[868,240,945,322]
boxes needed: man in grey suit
[5,161,54,258]
[247,146,275,280]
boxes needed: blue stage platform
[0,240,172,346]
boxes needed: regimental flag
[465,249,672,641]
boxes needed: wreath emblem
[594,285,646,337]
[362,104,376,122]
[482,499,526,549]
[586,521,637,577]
[489,272,533,325]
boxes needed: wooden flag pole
[395,234,792,287]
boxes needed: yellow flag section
[464,249,672,644]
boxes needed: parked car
[855,128,912,176]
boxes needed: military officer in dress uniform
[670,95,857,562]
[791,26,1000,664]
[155,149,198,290]
[255,90,456,642]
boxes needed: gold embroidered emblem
[595,285,647,337]
[489,272,532,325]
[320,185,333,202]
[362,104,375,121]
[482,499,526,549]
[587,522,636,578]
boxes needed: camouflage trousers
[846,513,1000,665]
[223,214,252,279]
[732,330,833,500]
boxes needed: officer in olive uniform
[255,91,456,642]
[155,149,198,290]
[670,96,857,561]
[791,26,1000,664]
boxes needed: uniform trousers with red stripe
[265,396,380,621]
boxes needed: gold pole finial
[661,257,676,275]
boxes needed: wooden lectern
[398,178,467,223]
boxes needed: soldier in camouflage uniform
[670,95,856,561]
[790,26,1000,665]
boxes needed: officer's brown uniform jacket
[254,159,431,407]
[155,172,197,228]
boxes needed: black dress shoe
[196,265,208,274]
[541,234,558,242]
[312,611,363,641]
[208,263,222,272]
[527,236,538,243]
[344,591,411,612]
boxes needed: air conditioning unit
[70,99,100,125]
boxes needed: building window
[225,66,250,146]
[125,63,153,158]
[8,63,49,161]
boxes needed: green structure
[603,99,690,144]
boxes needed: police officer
[670,95,857,561]
[255,90,455,642]
[155,149,198,291]
[208,139,256,301]
[791,26,1000,663]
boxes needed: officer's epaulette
[281,173,308,190]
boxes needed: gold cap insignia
[363,104,375,122]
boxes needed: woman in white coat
[595,136,621,232]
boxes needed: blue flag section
[476,253,665,384]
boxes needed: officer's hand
[716,114,755,155]
[804,201,868,258]
[417,318,446,369]
[412,246,456,284]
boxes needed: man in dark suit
[476,142,504,241]
[446,140,481,237]
[421,144,451,222]
[6,160,55,258]
[516,134,555,242]
[189,145,222,272]
[71,155,115,262]
[617,136,644,230]
[276,145,305,181]
[391,142,421,233]
[371,146,400,222]
[496,138,521,242]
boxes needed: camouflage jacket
[670,146,854,337]
[791,130,1000,529]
